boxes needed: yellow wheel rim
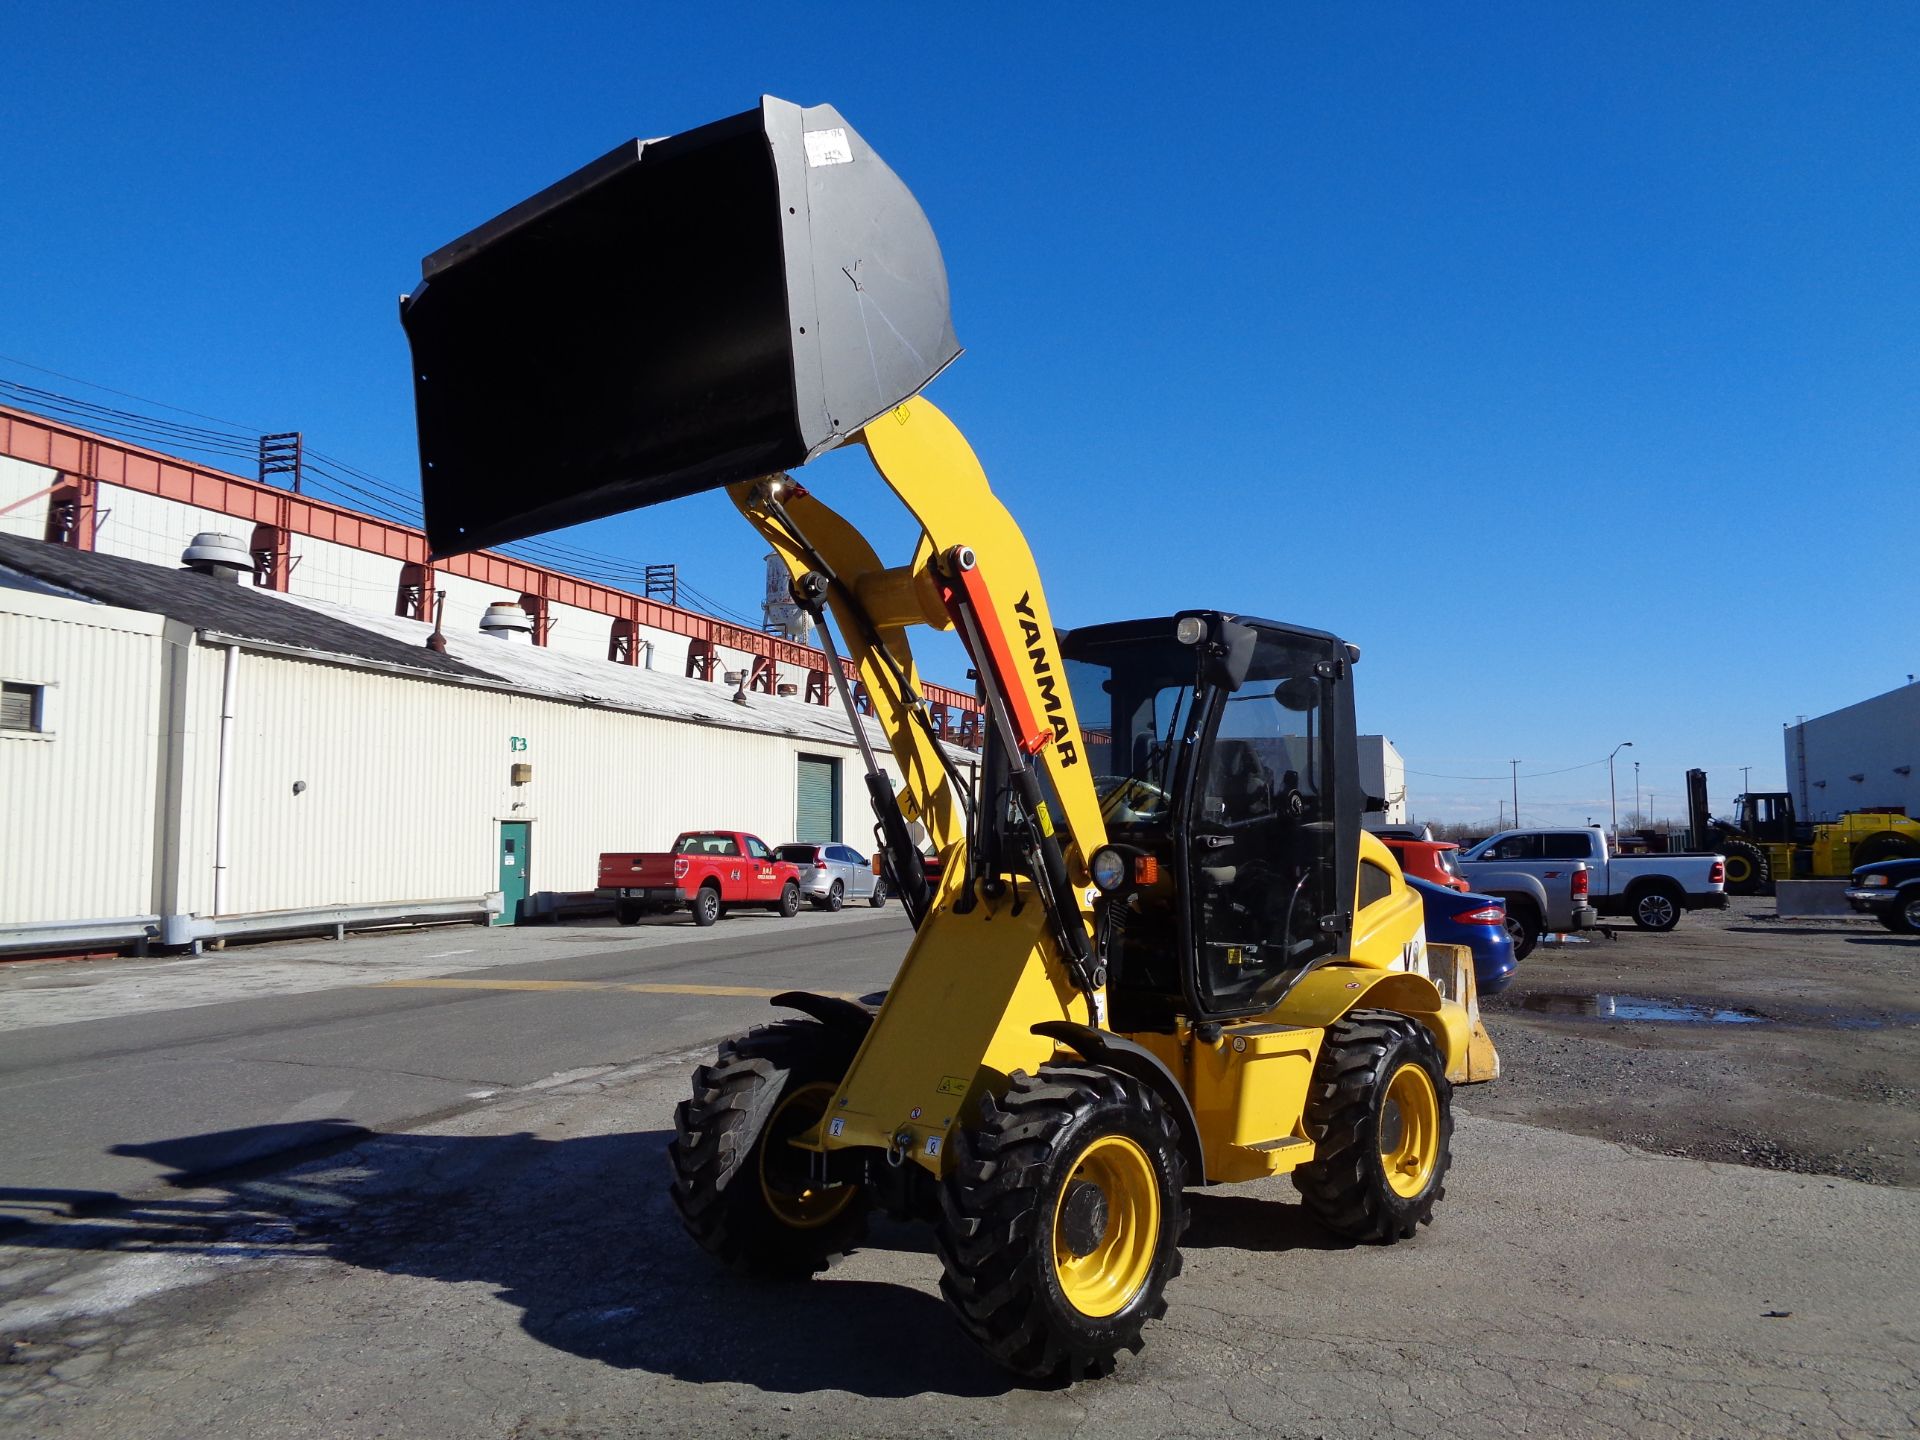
[1051,1133,1160,1318]
[758,1082,857,1230]
[1727,855,1751,884]
[1379,1062,1440,1199]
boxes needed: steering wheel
[1099,776,1170,824]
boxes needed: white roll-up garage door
[795,754,839,842]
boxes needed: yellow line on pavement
[371,978,853,999]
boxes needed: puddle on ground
[1518,993,1765,1024]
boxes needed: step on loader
[400,96,1492,1381]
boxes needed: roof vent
[479,600,534,642]
[181,532,252,582]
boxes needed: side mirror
[1201,620,1258,693]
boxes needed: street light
[1608,742,1634,842]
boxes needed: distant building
[1359,736,1406,826]
[0,531,949,954]
[1785,683,1920,822]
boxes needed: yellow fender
[1267,964,1472,1079]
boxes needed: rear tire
[1499,901,1539,961]
[668,1020,869,1277]
[691,885,721,927]
[825,880,845,913]
[1294,1011,1452,1243]
[868,880,887,909]
[1720,840,1771,897]
[935,1065,1187,1381]
[776,882,801,918]
[1853,833,1920,868]
[616,899,643,926]
[1631,885,1683,931]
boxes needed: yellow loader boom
[402,96,1482,1382]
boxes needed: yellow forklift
[400,97,1489,1380]
[1686,769,1920,894]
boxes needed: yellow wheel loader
[400,97,1489,1381]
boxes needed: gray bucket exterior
[401,97,961,556]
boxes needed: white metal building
[0,532,925,953]
[1358,735,1407,826]
[1784,683,1920,822]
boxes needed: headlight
[1090,847,1128,893]
[1860,873,1890,887]
[1174,615,1207,646]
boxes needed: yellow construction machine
[401,97,1493,1380]
[1686,770,1920,895]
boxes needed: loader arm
[732,396,1118,1174]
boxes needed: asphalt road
[0,909,908,1224]
[2,908,1917,1437]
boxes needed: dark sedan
[1845,857,1920,934]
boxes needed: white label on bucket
[804,128,854,167]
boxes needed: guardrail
[0,895,504,959]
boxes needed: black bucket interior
[405,121,805,555]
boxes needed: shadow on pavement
[0,1122,1014,1399]
[1181,1190,1347,1253]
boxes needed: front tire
[1632,885,1683,931]
[691,885,721,927]
[668,1020,869,1277]
[1294,1012,1452,1243]
[1720,840,1770,897]
[1887,891,1920,936]
[935,1065,1187,1381]
[616,899,644,926]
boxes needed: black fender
[1030,1021,1207,1183]
[771,990,876,1047]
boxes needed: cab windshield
[1064,634,1203,841]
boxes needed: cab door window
[1187,637,1337,1014]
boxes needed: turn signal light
[1134,856,1159,886]
[1709,860,1725,883]
[1456,905,1505,925]
[1571,868,1590,899]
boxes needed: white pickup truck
[1458,826,1728,931]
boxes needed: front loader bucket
[401,97,961,555]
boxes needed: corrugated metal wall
[3,598,876,924]
[0,592,168,922]
[211,647,870,913]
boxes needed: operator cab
[1059,612,1362,1030]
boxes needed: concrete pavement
[1,1049,1914,1438]
[0,910,906,1221]
[1,910,1916,1437]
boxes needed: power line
[1402,757,1611,782]
[0,359,764,621]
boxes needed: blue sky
[4,2,1916,828]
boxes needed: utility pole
[1509,760,1521,829]
[1608,742,1633,843]
[1634,760,1640,823]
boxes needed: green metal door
[496,822,531,925]
[795,755,840,843]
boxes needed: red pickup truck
[599,830,803,927]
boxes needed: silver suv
[773,843,886,911]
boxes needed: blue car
[1404,873,1518,996]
